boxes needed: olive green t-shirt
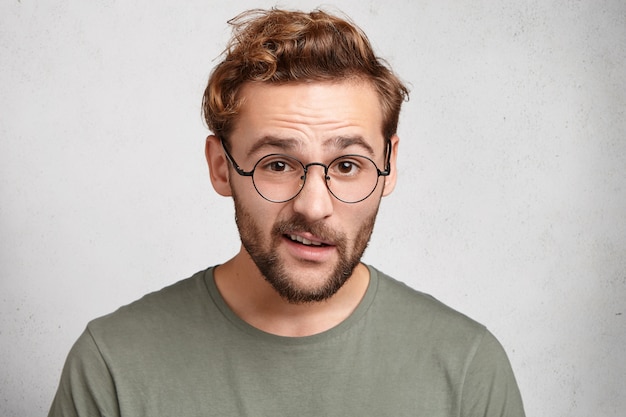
[49,265,525,416]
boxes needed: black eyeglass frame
[220,138,392,204]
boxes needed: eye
[330,158,361,177]
[257,155,300,174]
[268,160,288,172]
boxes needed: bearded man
[49,9,525,417]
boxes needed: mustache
[272,215,345,246]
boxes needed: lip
[282,232,336,262]
[288,231,334,246]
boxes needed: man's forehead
[238,78,378,99]
[232,80,385,143]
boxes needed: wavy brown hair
[202,8,409,143]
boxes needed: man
[49,9,525,417]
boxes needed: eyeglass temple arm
[220,139,254,177]
[379,139,392,176]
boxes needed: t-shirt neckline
[203,264,380,345]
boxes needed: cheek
[342,200,381,234]
[231,175,265,210]
[233,187,282,231]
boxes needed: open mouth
[287,234,329,247]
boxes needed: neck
[213,247,370,337]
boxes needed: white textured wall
[1,1,624,416]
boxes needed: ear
[382,134,399,197]
[205,135,232,197]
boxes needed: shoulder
[365,267,525,415]
[86,268,215,345]
[366,267,522,394]
[371,266,484,328]
[368,266,488,349]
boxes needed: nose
[292,164,334,221]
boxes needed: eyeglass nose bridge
[296,162,333,199]
[301,161,332,183]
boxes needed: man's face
[223,80,397,303]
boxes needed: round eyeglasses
[221,140,391,204]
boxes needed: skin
[205,80,399,337]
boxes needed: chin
[260,259,356,304]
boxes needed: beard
[233,195,379,304]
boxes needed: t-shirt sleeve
[460,329,526,417]
[48,328,120,417]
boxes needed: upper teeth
[290,234,323,246]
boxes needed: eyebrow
[247,135,376,158]
[246,136,301,157]
[323,136,375,157]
